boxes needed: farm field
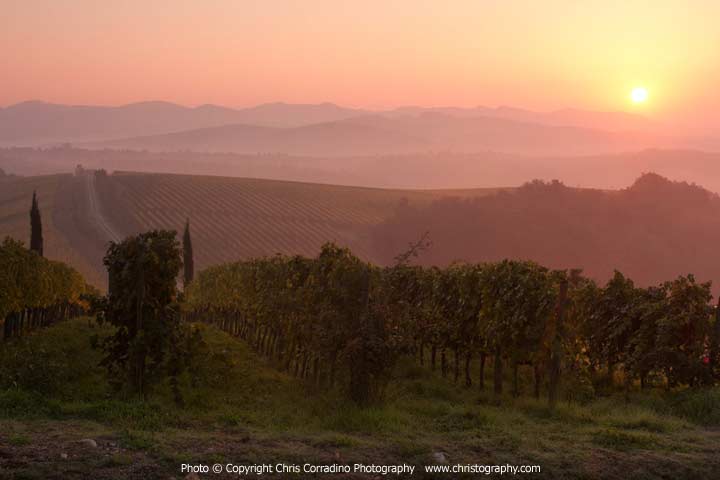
[89,172,501,285]
[0,173,104,288]
[1,318,718,480]
[0,170,501,291]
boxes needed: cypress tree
[183,218,194,290]
[30,191,43,257]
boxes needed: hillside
[0,171,497,290]
[5,169,720,294]
[3,318,719,479]
[372,173,720,290]
[6,146,720,194]
[90,172,497,276]
[88,120,429,157]
[0,173,103,287]
[89,113,676,157]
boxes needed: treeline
[0,237,92,340]
[373,174,720,291]
[185,243,720,405]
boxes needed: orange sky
[2,0,719,130]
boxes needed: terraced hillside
[96,172,497,273]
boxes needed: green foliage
[186,239,719,408]
[592,428,657,451]
[1,315,718,478]
[659,388,720,426]
[186,243,401,405]
[0,340,69,394]
[656,275,713,387]
[100,230,204,401]
[582,272,715,391]
[1,236,89,339]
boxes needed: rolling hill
[4,169,720,294]
[372,173,720,292]
[0,173,104,287]
[0,170,497,289]
[89,172,498,277]
[87,120,430,156]
[6,147,720,193]
[89,113,674,157]
[7,100,711,156]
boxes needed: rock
[432,451,449,464]
[60,453,68,460]
[78,438,98,449]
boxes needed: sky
[2,0,719,131]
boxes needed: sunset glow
[1,1,719,132]
[631,87,649,104]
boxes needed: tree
[586,271,638,388]
[624,286,665,389]
[710,297,720,381]
[30,191,43,257]
[479,260,556,398]
[182,218,194,290]
[99,230,199,399]
[548,273,568,409]
[655,275,713,387]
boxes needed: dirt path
[84,172,122,243]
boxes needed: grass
[8,433,31,446]
[1,318,719,479]
[592,428,657,451]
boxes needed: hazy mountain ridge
[4,147,720,193]
[385,105,657,132]
[1,100,665,146]
[87,112,681,157]
[0,101,367,144]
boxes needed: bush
[665,388,720,426]
[0,339,68,394]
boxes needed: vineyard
[2,173,720,478]
[95,172,497,272]
[186,243,720,405]
[0,171,499,292]
[0,173,105,287]
[1,225,720,478]
[0,237,92,339]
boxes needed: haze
[3,0,720,134]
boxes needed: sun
[630,87,649,104]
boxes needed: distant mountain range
[0,101,366,144]
[385,105,657,132]
[87,113,674,157]
[1,100,717,156]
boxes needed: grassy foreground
[0,319,719,479]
